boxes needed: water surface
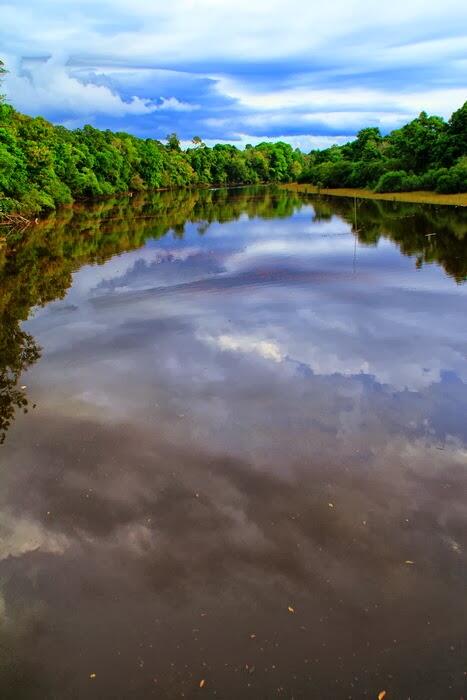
[1,188,466,699]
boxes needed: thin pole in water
[353,196,359,274]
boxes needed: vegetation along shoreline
[1,59,466,218]
[282,184,467,207]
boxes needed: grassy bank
[282,184,467,207]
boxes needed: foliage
[0,56,466,210]
[300,104,467,194]
[0,68,306,215]
[0,58,6,103]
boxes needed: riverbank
[2,181,467,239]
[282,184,467,207]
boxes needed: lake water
[0,187,466,699]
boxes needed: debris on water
[378,691,387,700]
[288,605,295,614]
[199,679,206,688]
[89,673,96,679]
[250,633,256,639]
[21,385,27,389]
[405,560,414,565]
[328,503,334,508]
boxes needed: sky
[1,0,467,149]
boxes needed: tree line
[0,62,303,215]
[300,107,467,194]
[1,58,466,216]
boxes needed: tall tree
[446,102,467,164]
[0,59,6,102]
[166,133,181,152]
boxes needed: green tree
[445,102,467,165]
[388,111,447,173]
[166,132,181,152]
[1,88,467,216]
[0,59,6,102]
[343,127,382,161]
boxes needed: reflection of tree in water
[0,321,40,444]
[0,186,301,442]
[307,195,467,283]
[0,186,466,441]
[311,199,335,221]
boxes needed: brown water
[0,187,466,699]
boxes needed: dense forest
[1,58,466,216]
[0,61,303,216]
[302,106,467,194]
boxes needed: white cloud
[1,0,466,138]
[5,56,157,117]
[3,0,466,64]
[204,333,285,363]
[4,55,198,119]
[157,96,199,112]
[214,79,467,122]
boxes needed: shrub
[374,170,408,192]
[349,160,386,188]
[419,168,447,190]
[436,165,467,194]
[20,188,56,215]
[401,174,423,191]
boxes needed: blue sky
[1,0,467,149]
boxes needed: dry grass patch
[283,184,467,207]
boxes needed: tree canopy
[0,59,6,102]
[0,101,305,215]
[300,105,467,194]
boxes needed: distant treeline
[0,60,303,215]
[0,59,466,215]
[0,102,303,216]
[300,105,467,195]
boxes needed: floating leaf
[288,605,295,614]
[378,691,387,700]
[199,679,206,688]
